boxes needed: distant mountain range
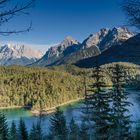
[0,27,135,66]
[31,27,134,67]
[76,33,140,68]
[0,43,43,65]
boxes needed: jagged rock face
[82,28,109,49]
[82,27,134,52]
[55,45,100,65]
[76,34,140,68]
[46,36,80,58]
[0,43,43,65]
[30,27,134,67]
[99,27,134,51]
[33,36,81,66]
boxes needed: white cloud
[0,41,58,53]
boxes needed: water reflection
[0,91,140,132]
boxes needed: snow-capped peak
[0,43,43,65]
[82,28,110,49]
[60,36,79,48]
[45,36,80,58]
[81,27,134,51]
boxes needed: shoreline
[0,106,26,110]
[0,98,84,115]
[31,98,84,115]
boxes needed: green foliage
[1,63,138,109]
[133,123,140,140]
[79,121,89,140]
[18,118,28,140]
[0,112,9,140]
[29,123,36,140]
[30,121,43,140]
[82,63,136,140]
[69,118,79,140]
[0,63,139,140]
[83,65,112,140]
[109,64,132,140]
[0,65,90,109]
[49,107,68,140]
[9,121,18,140]
[102,62,140,88]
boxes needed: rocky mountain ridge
[0,43,43,65]
[31,26,134,67]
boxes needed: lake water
[0,101,83,132]
[1,90,140,133]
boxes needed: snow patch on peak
[82,27,134,51]
[82,28,110,49]
[45,36,80,58]
[0,43,43,65]
[61,36,79,48]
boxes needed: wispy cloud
[0,41,59,53]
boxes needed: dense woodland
[0,0,140,139]
[0,63,140,140]
[0,65,93,109]
[0,62,140,110]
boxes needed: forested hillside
[0,66,92,109]
[0,62,139,109]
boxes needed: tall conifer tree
[69,118,79,140]
[49,107,68,140]
[18,118,28,140]
[79,121,89,140]
[30,121,43,140]
[0,112,9,140]
[9,121,18,140]
[110,64,132,140]
[82,63,111,140]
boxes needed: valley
[1,90,140,133]
[1,0,140,139]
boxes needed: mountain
[0,43,43,65]
[75,34,140,68]
[31,27,134,67]
[82,27,134,51]
[62,27,134,64]
[31,36,81,66]
[81,28,109,50]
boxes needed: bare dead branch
[0,0,9,5]
[0,22,32,36]
[0,0,35,35]
[0,0,35,17]
[122,0,140,29]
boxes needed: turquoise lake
[0,90,140,132]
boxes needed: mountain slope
[54,27,133,65]
[31,27,134,67]
[31,36,81,66]
[75,34,140,68]
[0,43,43,65]
[81,27,134,51]
[53,45,100,65]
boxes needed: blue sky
[0,0,130,50]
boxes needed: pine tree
[18,118,28,140]
[29,121,43,140]
[133,123,140,140]
[49,107,68,140]
[29,123,36,140]
[83,64,111,140]
[9,121,18,140]
[0,112,9,140]
[36,121,43,140]
[79,121,89,140]
[69,118,79,140]
[110,64,132,140]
